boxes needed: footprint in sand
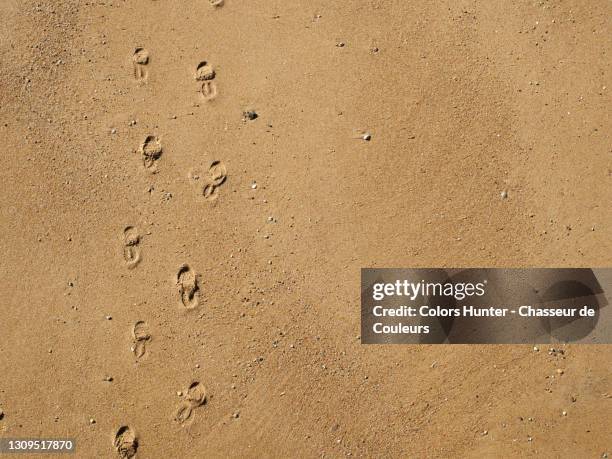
[122,226,141,269]
[131,321,151,359]
[132,48,149,81]
[113,425,138,458]
[138,135,162,173]
[189,160,227,202]
[176,264,200,309]
[174,381,208,426]
[186,381,207,406]
[195,61,218,101]
[173,402,194,426]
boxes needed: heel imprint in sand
[176,264,200,309]
[195,61,217,101]
[189,160,227,202]
[132,48,149,81]
[173,381,208,426]
[131,320,151,359]
[122,226,141,269]
[173,402,194,425]
[138,135,162,172]
[113,425,138,459]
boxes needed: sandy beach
[0,0,610,457]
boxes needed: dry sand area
[0,0,611,457]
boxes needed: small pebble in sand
[336,42,345,47]
[533,346,539,352]
[104,376,113,382]
[501,190,508,199]
[177,391,183,397]
[232,411,240,419]
[105,315,112,320]
[562,410,567,416]
[251,182,258,189]
[111,128,117,134]
[243,110,258,121]
[89,418,96,424]
[362,133,372,141]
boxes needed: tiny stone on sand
[243,110,258,121]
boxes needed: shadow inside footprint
[113,425,138,459]
[176,264,200,309]
[195,61,215,81]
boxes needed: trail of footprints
[114,39,233,458]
